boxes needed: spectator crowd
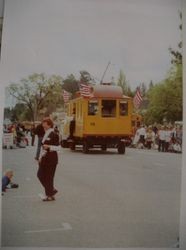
[3,121,183,154]
[132,124,182,153]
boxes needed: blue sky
[0,0,182,107]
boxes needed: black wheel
[101,145,107,151]
[61,140,68,148]
[83,140,89,154]
[70,141,76,151]
[118,142,125,154]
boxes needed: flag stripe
[80,83,92,97]
[62,90,71,102]
[133,88,143,109]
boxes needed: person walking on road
[34,123,45,160]
[37,118,60,201]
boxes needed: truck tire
[83,140,89,154]
[70,141,76,151]
[61,140,68,148]
[101,144,107,151]
[118,142,125,154]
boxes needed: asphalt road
[2,143,182,248]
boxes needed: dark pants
[146,141,152,149]
[158,140,165,152]
[31,135,35,146]
[165,142,169,152]
[139,135,145,145]
[37,159,57,196]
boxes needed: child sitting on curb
[2,170,19,194]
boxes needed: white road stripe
[136,150,159,156]
[61,222,72,230]
[154,163,166,167]
[125,156,133,159]
[24,223,72,233]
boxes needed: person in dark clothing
[152,125,158,135]
[69,108,76,139]
[34,123,45,160]
[37,118,60,201]
[30,124,35,146]
[54,126,59,135]
[69,119,75,139]
[16,123,25,146]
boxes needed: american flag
[62,90,71,103]
[133,87,143,109]
[79,83,93,97]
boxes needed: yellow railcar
[61,84,133,154]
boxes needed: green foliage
[62,74,79,95]
[169,11,182,65]
[140,83,147,96]
[144,64,182,124]
[149,80,154,90]
[8,73,63,121]
[4,104,31,122]
[12,103,32,122]
[117,70,132,96]
[79,70,95,84]
[144,12,182,125]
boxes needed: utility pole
[100,61,111,84]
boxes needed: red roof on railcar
[92,84,130,99]
[92,85,122,98]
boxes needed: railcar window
[102,100,116,117]
[119,101,128,116]
[88,101,98,116]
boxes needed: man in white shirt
[138,125,146,147]
[164,126,172,152]
[158,125,166,152]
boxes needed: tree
[12,103,32,122]
[169,11,182,65]
[144,11,182,124]
[144,74,182,124]
[148,80,154,90]
[79,70,95,84]
[117,70,132,96]
[140,82,147,96]
[8,73,63,122]
[62,74,79,95]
